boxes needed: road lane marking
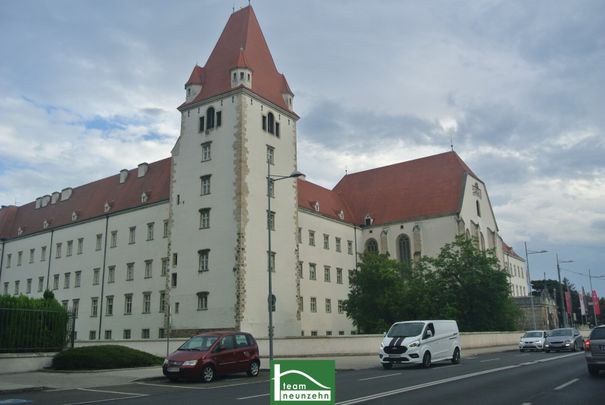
[135,379,268,390]
[554,378,579,391]
[359,372,402,381]
[61,388,148,405]
[479,358,500,363]
[337,352,581,405]
[237,393,270,400]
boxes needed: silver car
[519,330,547,352]
[585,325,605,376]
[544,328,584,352]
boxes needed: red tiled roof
[332,151,478,226]
[0,158,171,239]
[185,65,204,86]
[179,6,293,113]
[297,179,354,223]
[502,242,525,261]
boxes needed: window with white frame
[142,292,151,314]
[338,300,345,314]
[104,330,112,340]
[309,230,315,246]
[53,274,59,290]
[336,268,343,284]
[129,227,136,244]
[96,234,103,251]
[199,208,211,229]
[29,249,35,263]
[41,246,47,261]
[324,266,331,282]
[56,243,62,258]
[75,271,81,287]
[77,238,84,254]
[335,237,341,252]
[64,273,70,289]
[197,292,209,310]
[201,142,212,161]
[17,250,22,265]
[93,268,100,285]
[323,234,329,249]
[198,250,210,272]
[14,280,20,295]
[201,175,211,195]
[66,240,73,256]
[106,295,114,316]
[325,298,332,313]
[38,277,44,292]
[124,294,133,315]
[91,297,98,317]
[123,329,131,339]
[309,263,316,280]
[26,278,32,294]
[126,263,134,281]
[72,299,79,317]
[161,258,168,276]
[144,260,153,278]
[159,291,166,313]
[347,240,353,255]
[163,220,169,238]
[147,222,154,241]
[310,297,317,313]
[110,231,117,248]
[6,253,11,268]
[141,328,150,339]
[107,266,115,283]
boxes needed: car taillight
[585,339,590,351]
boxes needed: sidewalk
[0,345,517,394]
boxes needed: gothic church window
[397,234,411,264]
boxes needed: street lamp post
[266,162,304,363]
[524,242,547,330]
[556,254,574,328]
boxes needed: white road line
[359,372,402,381]
[337,352,581,405]
[237,393,270,400]
[480,358,501,363]
[554,378,579,391]
[61,388,148,405]
[135,379,267,390]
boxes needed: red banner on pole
[593,290,601,316]
[565,290,572,315]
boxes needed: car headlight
[163,359,168,366]
[182,360,198,366]
[408,341,420,348]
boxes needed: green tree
[345,235,519,333]
[345,253,407,333]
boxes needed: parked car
[163,331,260,382]
[379,320,461,369]
[544,328,584,352]
[585,325,605,376]
[519,330,548,352]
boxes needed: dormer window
[43,220,49,229]
[71,211,79,221]
[364,214,374,226]
[104,202,112,213]
[313,202,320,212]
[17,227,24,236]
[338,210,344,220]
[141,192,149,203]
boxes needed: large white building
[0,6,508,340]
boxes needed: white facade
[0,6,512,342]
[504,247,528,297]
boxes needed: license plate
[167,367,180,373]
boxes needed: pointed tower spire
[179,6,295,113]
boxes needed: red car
[163,331,260,382]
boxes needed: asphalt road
[0,350,602,404]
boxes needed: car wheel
[544,349,550,353]
[247,360,260,377]
[520,349,525,352]
[422,351,431,369]
[382,363,393,370]
[201,364,215,383]
[451,348,461,364]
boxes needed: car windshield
[179,335,218,351]
[524,332,543,338]
[387,322,424,338]
[549,329,572,337]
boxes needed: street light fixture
[267,162,304,362]
[556,254,574,327]
[524,242,547,329]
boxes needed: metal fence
[0,307,75,353]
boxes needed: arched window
[206,107,215,129]
[365,239,378,254]
[397,234,411,264]
[267,112,275,134]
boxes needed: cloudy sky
[1,1,604,297]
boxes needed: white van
[379,320,460,369]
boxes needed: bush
[0,293,69,352]
[52,345,163,370]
